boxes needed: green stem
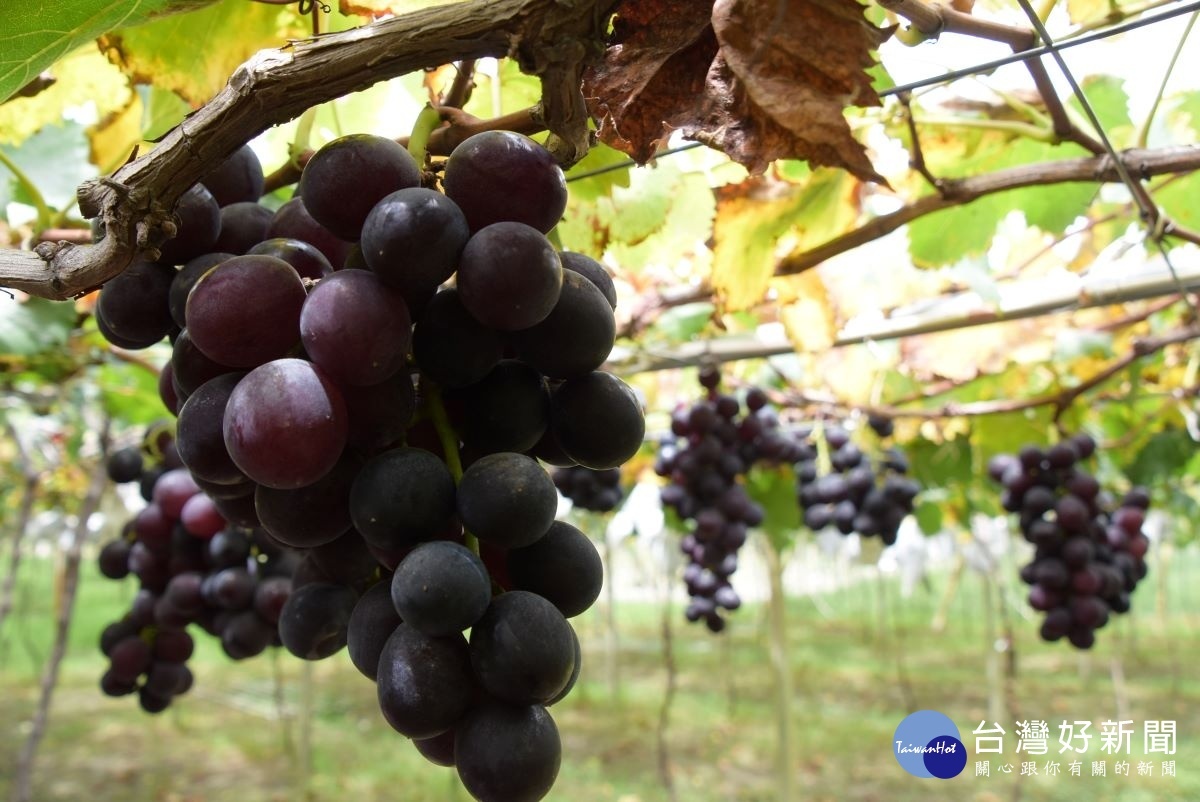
[425,382,476,554]
[0,148,51,233]
[1136,10,1198,148]
[291,107,317,168]
[408,105,443,166]
[913,115,1055,142]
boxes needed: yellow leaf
[1067,0,1108,24]
[775,272,837,353]
[99,0,307,106]
[88,94,144,172]
[712,169,858,311]
[0,46,132,147]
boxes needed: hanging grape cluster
[96,429,295,712]
[552,465,625,512]
[656,366,810,632]
[92,128,643,802]
[988,433,1151,649]
[794,418,919,546]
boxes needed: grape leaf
[99,0,306,105]
[1066,0,1108,23]
[138,84,191,141]
[88,93,142,171]
[0,121,97,211]
[1070,75,1132,147]
[0,297,77,357]
[776,272,836,352]
[651,302,716,343]
[0,0,212,103]
[0,46,132,148]
[96,359,165,425]
[744,465,800,551]
[1154,172,1200,230]
[584,0,888,180]
[1124,429,1194,488]
[713,169,856,310]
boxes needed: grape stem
[423,382,479,555]
[407,105,443,167]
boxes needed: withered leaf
[584,0,888,181]
[584,0,717,164]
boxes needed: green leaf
[1069,76,1132,147]
[908,138,1093,266]
[100,0,305,105]
[1124,429,1195,488]
[138,84,190,141]
[1170,90,1200,137]
[95,360,165,426]
[464,58,541,121]
[0,0,206,103]
[906,436,972,490]
[1154,172,1200,231]
[744,465,800,551]
[914,498,944,535]
[564,141,632,202]
[603,166,715,274]
[971,409,1054,465]
[0,297,77,357]
[651,302,715,343]
[0,121,96,212]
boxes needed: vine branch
[1,0,617,301]
[774,145,1200,278]
[773,326,1200,422]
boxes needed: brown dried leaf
[584,0,717,164]
[584,0,888,181]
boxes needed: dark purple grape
[298,134,421,240]
[185,254,305,368]
[222,359,348,489]
[456,222,562,332]
[442,130,567,234]
[299,269,411,387]
[247,238,334,280]
[361,187,468,294]
[201,144,264,206]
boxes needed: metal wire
[880,0,1200,98]
[1013,0,1198,317]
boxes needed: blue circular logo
[893,710,966,779]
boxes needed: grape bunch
[794,422,919,545]
[552,465,625,512]
[987,433,1151,649]
[656,367,809,632]
[96,431,295,712]
[93,128,643,802]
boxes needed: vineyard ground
[0,543,1198,802]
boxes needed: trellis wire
[1013,0,1199,316]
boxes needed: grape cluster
[93,129,643,802]
[794,423,919,545]
[987,434,1151,649]
[656,368,809,631]
[552,466,625,512]
[96,432,295,712]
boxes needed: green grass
[1,544,1199,802]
